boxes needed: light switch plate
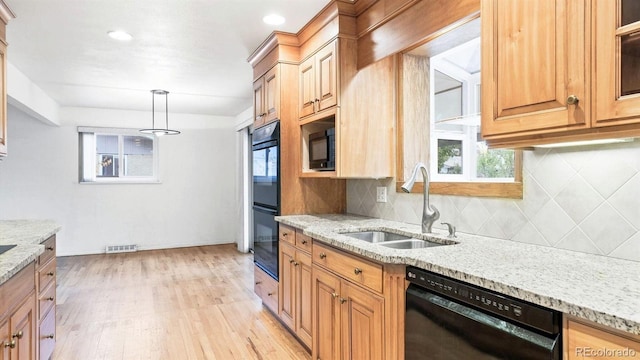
[376,186,387,203]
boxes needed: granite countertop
[276,214,640,336]
[0,220,61,286]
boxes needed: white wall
[0,105,239,256]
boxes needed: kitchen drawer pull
[255,281,262,285]
[301,239,307,245]
[46,246,54,251]
[319,253,326,259]
[44,334,54,339]
[354,268,362,275]
[12,331,23,339]
[47,272,55,276]
[282,233,288,237]
[4,340,15,349]
[267,292,274,297]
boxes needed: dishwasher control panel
[407,267,560,335]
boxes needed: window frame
[395,14,523,199]
[78,127,160,184]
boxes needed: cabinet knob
[12,331,23,339]
[255,281,262,285]
[301,239,307,245]
[331,292,339,298]
[289,258,295,264]
[294,262,299,267]
[47,272,55,276]
[44,334,55,339]
[46,246,54,251]
[567,95,579,105]
[267,292,274,297]
[354,268,362,275]
[4,340,15,349]
[319,253,326,259]
[282,233,288,237]
[340,298,347,304]
[47,297,55,301]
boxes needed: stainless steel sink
[378,239,443,249]
[343,231,411,243]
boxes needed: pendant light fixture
[140,89,180,136]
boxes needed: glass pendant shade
[140,89,180,135]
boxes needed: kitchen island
[0,219,61,360]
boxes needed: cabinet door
[0,320,9,360]
[316,40,338,112]
[253,77,265,128]
[0,43,6,156]
[10,294,36,360]
[263,66,280,125]
[340,281,384,360]
[296,251,313,348]
[312,267,341,360]
[299,56,316,118]
[565,319,640,359]
[593,1,640,126]
[279,242,296,329]
[481,0,588,138]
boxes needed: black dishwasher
[405,266,561,359]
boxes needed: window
[397,16,522,198]
[79,127,159,183]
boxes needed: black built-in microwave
[309,128,335,170]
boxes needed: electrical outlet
[376,187,387,203]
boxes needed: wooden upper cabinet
[593,0,640,127]
[299,40,338,119]
[253,77,265,128]
[0,34,7,156]
[253,65,280,129]
[481,0,588,140]
[263,66,280,124]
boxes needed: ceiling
[6,0,330,117]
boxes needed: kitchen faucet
[401,162,440,233]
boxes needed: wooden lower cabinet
[312,265,385,360]
[254,265,279,314]
[565,317,640,359]
[0,263,37,360]
[279,234,313,348]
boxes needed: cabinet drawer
[38,236,56,266]
[37,258,56,293]
[295,232,312,253]
[38,281,56,322]
[39,305,56,360]
[279,224,296,245]
[312,242,383,293]
[254,265,279,313]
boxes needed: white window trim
[78,127,161,184]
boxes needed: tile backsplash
[347,141,640,262]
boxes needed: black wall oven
[406,266,561,359]
[251,121,280,280]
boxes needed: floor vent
[106,245,138,254]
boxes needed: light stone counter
[0,220,61,285]
[276,214,640,336]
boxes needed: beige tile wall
[347,141,640,262]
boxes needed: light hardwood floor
[53,244,311,360]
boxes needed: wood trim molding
[0,0,15,25]
[247,32,299,67]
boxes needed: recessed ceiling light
[107,30,133,41]
[263,14,285,26]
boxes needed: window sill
[395,181,523,199]
[80,180,161,185]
